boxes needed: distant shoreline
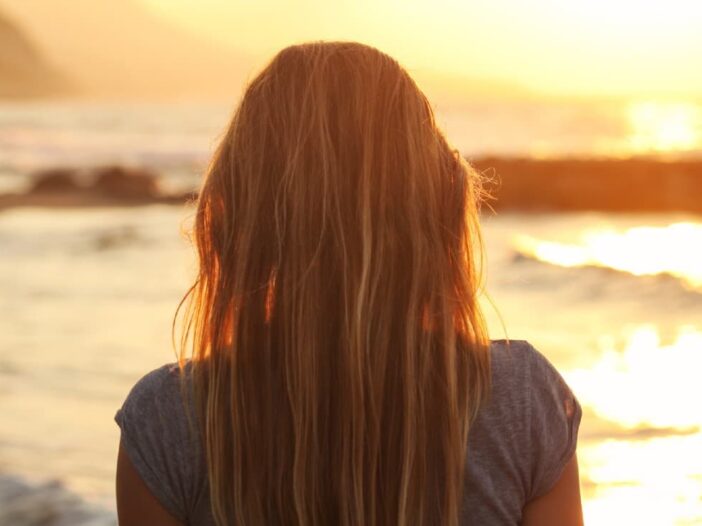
[2,157,702,214]
[0,192,193,211]
[472,156,702,214]
[0,165,195,212]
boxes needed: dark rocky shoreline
[2,157,702,213]
[0,166,196,211]
[473,156,702,213]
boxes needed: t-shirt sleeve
[114,364,196,522]
[525,343,582,501]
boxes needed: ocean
[1,101,701,525]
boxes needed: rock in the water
[92,166,159,200]
[3,165,193,210]
[29,169,81,194]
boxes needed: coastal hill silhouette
[0,0,251,99]
[0,10,69,97]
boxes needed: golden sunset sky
[140,0,702,99]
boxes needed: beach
[1,101,701,525]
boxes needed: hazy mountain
[0,9,70,97]
[0,0,532,102]
[0,0,253,99]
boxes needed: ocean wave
[0,474,115,526]
[496,248,702,329]
[513,223,702,289]
[510,248,702,298]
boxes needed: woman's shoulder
[486,338,581,431]
[473,340,547,447]
[116,363,193,430]
[489,338,546,368]
[466,340,582,509]
[119,362,184,401]
[487,339,575,403]
[115,361,198,452]
[115,362,206,522]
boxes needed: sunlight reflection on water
[566,326,702,526]
[515,222,702,289]
[2,208,702,523]
[580,432,702,526]
[567,326,702,429]
[513,221,702,524]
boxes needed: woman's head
[180,41,491,526]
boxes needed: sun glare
[568,325,702,524]
[580,431,702,526]
[628,102,702,153]
[515,223,702,289]
[566,326,702,429]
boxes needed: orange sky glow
[141,0,702,100]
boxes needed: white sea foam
[0,474,115,526]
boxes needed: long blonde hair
[177,41,491,525]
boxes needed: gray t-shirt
[115,340,582,525]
